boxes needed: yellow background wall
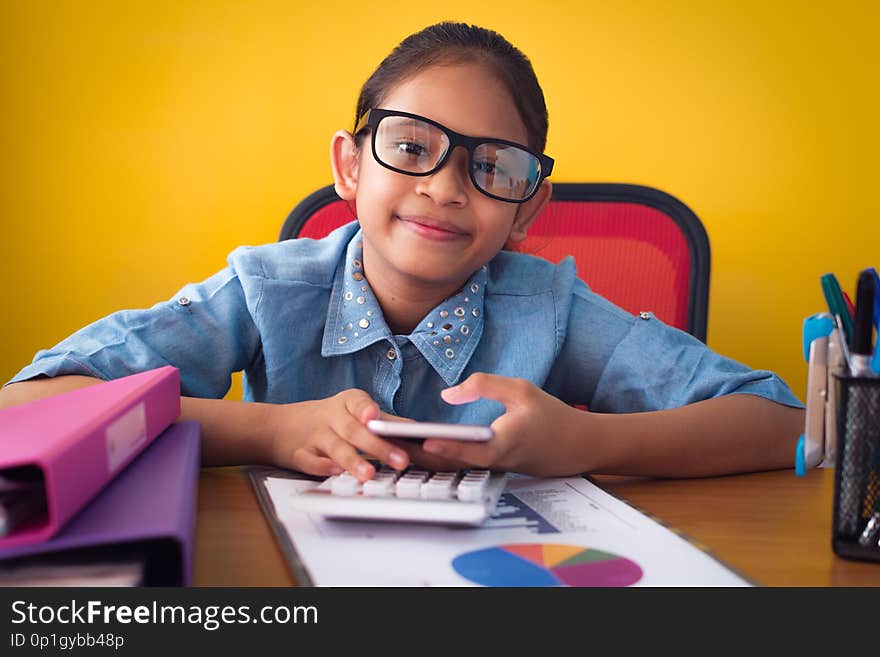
[2,1,878,403]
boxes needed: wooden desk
[192,466,880,587]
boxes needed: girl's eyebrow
[388,112,526,146]
[386,116,422,128]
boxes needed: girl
[0,22,804,481]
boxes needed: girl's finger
[289,448,345,477]
[321,433,376,482]
[377,410,415,423]
[342,392,381,425]
[333,413,410,471]
[337,391,410,471]
[441,372,531,408]
[421,439,492,467]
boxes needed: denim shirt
[7,222,803,423]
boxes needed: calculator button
[420,472,459,500]
[395,469,429,498]
[363,479,395,497]
[457,470,491,502]
[330,473,362,496]
[395,480,422,498]
[363,470,399,497]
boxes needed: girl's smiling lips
[396,215,469,241]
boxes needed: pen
[851,270,876,377]
[859,510,880,547]
[870,268,880,374]
[836,272,879,536]
[821,273,854,346]
[837,271,880,541]
[837,314,857,374]
[870,268,880,328]
[843,291,856,319]
[859,419,880,548]
[860,511,880,547]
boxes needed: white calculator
[285,465,507,526]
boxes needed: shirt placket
[373,339,403,414]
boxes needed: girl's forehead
[377,63,529,144]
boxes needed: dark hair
[354,22,549,152]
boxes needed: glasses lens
[472,143,541,201]
[374,115,449,174]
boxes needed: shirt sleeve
[5,264,263,399]
[547,279,804,412]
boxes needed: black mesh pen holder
[831,373,880,562]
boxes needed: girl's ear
[507,180,552,244]
[330,130,360,200]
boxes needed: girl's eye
[474,159,505,177]
[395,141,427,157]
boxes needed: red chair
[280,183,710,341]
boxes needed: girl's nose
[414,146,470,206]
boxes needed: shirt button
[178,296,191,306]
[386,347,397,361]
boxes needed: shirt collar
[321,229,487,386]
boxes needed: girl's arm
[0,375,105,407]
[0,377,410,479]
[578,393,803,477]
[0,376,275,464]
[405,373,804,478]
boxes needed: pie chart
[452,543,643,587]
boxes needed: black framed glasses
[354,108,554,203]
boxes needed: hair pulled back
[354,22,549,152]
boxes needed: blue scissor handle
[802,313,834,362]
[795,434,807,477]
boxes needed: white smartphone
[366,419,494,442]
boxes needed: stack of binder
[0,366,199,585]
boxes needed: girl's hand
[267,389,411,482]
[401,373,592,477]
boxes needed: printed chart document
[259,474,750,587]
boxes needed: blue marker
[870,268,879,373]
[852,270,876,377]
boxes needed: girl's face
[334,62,550,294]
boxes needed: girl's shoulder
[225,222,359,286]
[487,250,577,297]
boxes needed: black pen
[851,270,877,377]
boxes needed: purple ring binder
[0,421,200,586]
